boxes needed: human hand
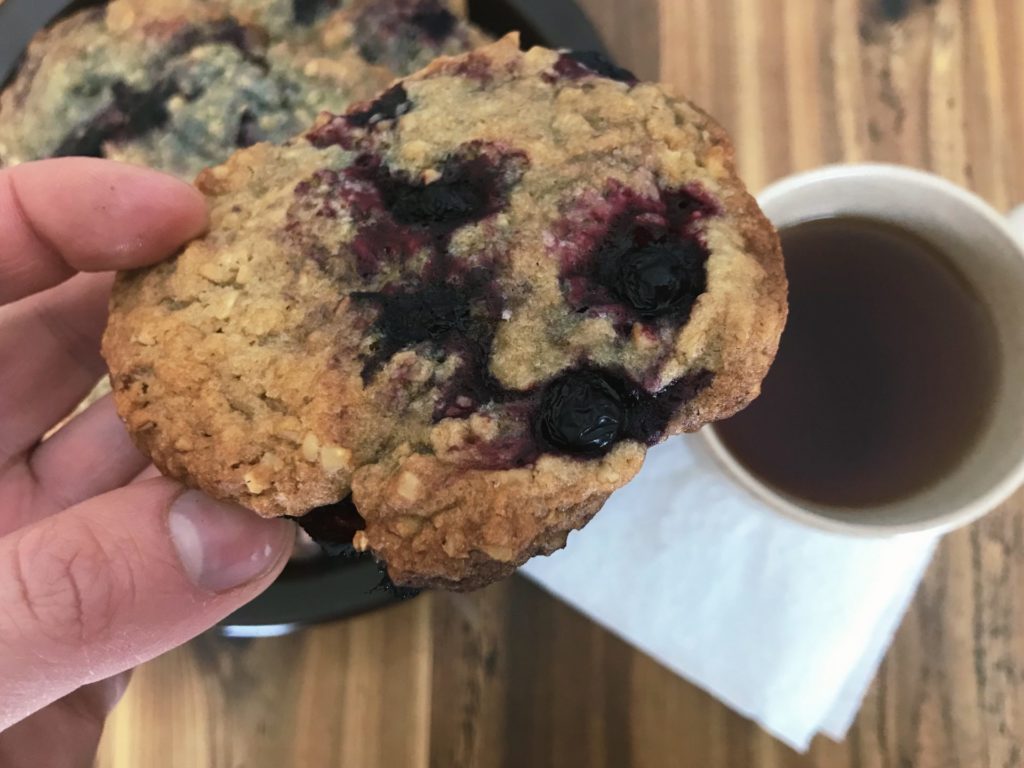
[0,159,293,766]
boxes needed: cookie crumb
[320,444,353,473]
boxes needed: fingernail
[168,491,289,593]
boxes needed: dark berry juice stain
[295,496,366,557]
[354,283,473,379]
[54,79,177,157]
[622,368,714,443]
[350,221,430,279]
[534,367,713,457]
[305,144,526,238]
[431,337,509,421]
[293,143,525,405]
[552,51,638,84]
[614,241,707,318]
[345,85,413,128]
[53,19,270,158]
[353,0,463,70]
[376,152,516,235]
[303,141,519,239]
[536,371,624,455]
[296,143,525,279]
[558,181,718,328]
[235,109,262,148]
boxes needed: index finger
[0,158,209,305]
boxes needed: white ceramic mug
[704,164,1024,536]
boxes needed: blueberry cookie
[103,37,787,590]
[0,0,481,178]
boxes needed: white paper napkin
[521,435,938,752]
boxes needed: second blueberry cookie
[0,0,485,178]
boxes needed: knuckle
[10,520,130,650]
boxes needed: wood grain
[97,1,1024,766]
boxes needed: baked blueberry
[616,241,706,318]
[537,372,625,456]
[235,110,263,148]
[54,79,176,158]
[556,182,715,327]
[378,154,507,231]
[346,85,413,128]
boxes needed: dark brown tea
[714,217,1001,508]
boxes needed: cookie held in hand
[103,36,787,590]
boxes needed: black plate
[0,0,609,636]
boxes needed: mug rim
[701,162,1024,538]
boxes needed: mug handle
[1009,205,1024,246]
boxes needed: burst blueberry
[555,51,638,84]
[346,85,412,128]
[377,153,509,232]
[354,284,476,381]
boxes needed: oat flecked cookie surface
[103,37,787,590]
[0,0,484,178]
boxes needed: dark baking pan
[0,0,609,635]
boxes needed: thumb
[0,479,292,729]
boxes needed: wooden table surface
[97,1,1024,766]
